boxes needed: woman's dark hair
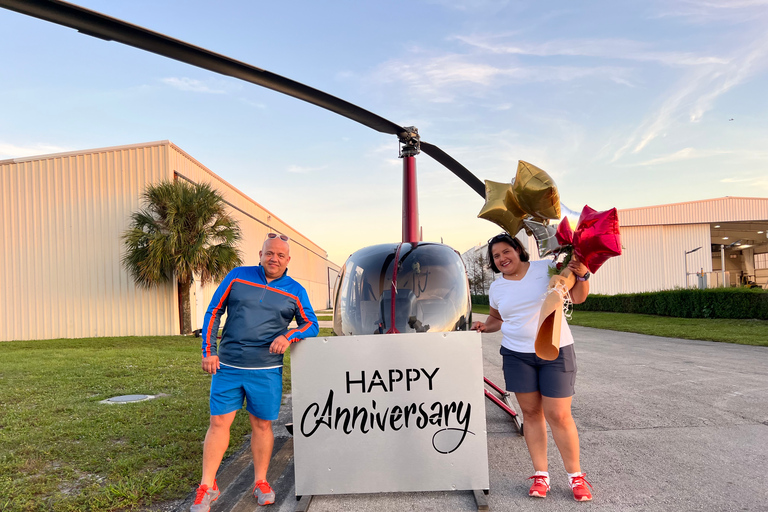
[487,232,529,273]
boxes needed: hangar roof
[620,196,768,227]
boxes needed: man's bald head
[260,237,291,281]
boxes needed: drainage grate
[101,394,155,404]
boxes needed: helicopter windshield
[332,243,471,336]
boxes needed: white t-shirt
[488,259,574,353]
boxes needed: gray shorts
[500,344,577,398]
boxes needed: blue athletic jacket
[201,265,319,368]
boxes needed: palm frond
[121,179,243,288]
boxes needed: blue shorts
[209,365,283,420]
[500,344,577,398]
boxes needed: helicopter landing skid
[484,377,523,436]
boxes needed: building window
[756,253,768,270]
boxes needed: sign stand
[294,494,312,512]
[473,489,490,511]
[295,490,489,512]
[291,332,491,511]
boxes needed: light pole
[684,246,702,288]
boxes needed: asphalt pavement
[175,317,768,512]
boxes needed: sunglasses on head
[267,233,289,242]
[488,233,518,246]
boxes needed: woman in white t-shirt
[471,233,593,501]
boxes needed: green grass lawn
[567,311,768,346]
[471,305,768,346]
[0,328,334,512]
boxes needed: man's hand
[471,321,487,332]
[269,335,292,354]
[202,355,220,375]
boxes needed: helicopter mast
[400,127,420,244]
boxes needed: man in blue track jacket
[192,233,318,511]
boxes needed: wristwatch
[576,272,590,282]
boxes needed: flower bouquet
[532,206,622,360]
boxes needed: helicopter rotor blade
[420,141,485,198]
[0,0,407,138]
[1,0,488,198]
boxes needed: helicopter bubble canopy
[332,242,472,336]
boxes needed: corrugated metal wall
[526,220,713,295]
[0,143,177,341]
[586,224,712,294]
[1,141,339,341]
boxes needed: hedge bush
[573,288,768,320]
[472,288,767,319]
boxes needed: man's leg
[201,411,237,487]
[249,413,274,482]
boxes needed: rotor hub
[399,126,421,157]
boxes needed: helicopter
[1,0,522,427]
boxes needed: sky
[1,0,767,265]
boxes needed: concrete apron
[176,318,768,511]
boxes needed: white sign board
[291,331,489,496]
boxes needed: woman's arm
[568,258,590,304]
[471,306,503,333]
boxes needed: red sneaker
[528,474,550,498]
[190,480,219,512]
[569,473,593,502]
[253,479,275,506]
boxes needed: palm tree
[122,179,242,334]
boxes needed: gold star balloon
[511,161,561,221]
[477,180,526,236]
[477,161,561,236]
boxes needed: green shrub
[471,294,489,306]
[574,288,768,320]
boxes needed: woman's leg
[515,391,548,471]
[542,396,581,473]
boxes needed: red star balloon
[556,206,621,273]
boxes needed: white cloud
[370,53,633,102]
[633,147,734,166]
[455,35,728,67]
[425,0,511,12]
[692,0,768,7]
[0,142,70,159]
[720,177,753,182]
[286,164,327,174]
[370,142,396,155]
[656,0,768,23]
[747,178,768,190]
[720,174,768,191]
[160,77,226,94]
[239,98,267,109]
[611,31,768,161]
[619,75,703,157]
[689,37,768,121]
[368,142,403,166]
